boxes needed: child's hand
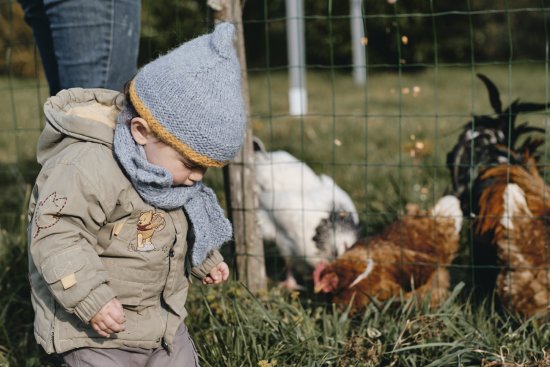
[90,298,125,338]
[202,261,229,285]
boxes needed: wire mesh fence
[1,1,549,363]
[246,0,550,320]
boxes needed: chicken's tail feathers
[501,183,532,230]
[477,73,502,114]
[477,72,547,120]
[432,195,463,233]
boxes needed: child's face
[143,137,207,186]
[130,117,207,186]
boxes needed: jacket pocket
[41,248,86,287]
[108,278,145,310]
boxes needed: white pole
[286,0,307,115]
[350,0,366,85]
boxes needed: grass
[0,76,47,164]
[185,282,550,366]
[0,187,61,367]
[1,64,550,365]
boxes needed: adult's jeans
[18,0,141,96]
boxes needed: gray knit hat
[129,22,246,167]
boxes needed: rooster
[446,73,546,214]
[253,138,360,289]
[446,73,549,316]
[313,195,462,311]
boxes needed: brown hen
[474,152,550,317]
[313,196,462,311]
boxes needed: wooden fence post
[208,0,267,292]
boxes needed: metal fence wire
[1,0,549,318]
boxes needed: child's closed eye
[180,157,202,170]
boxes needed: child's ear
[129,117,151,145]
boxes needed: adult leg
[43,0,140,93]
[109,0,141,88]
[17,0,60,95]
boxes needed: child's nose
[189,167,207,182]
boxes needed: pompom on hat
[129,22,246,167]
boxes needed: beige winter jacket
[28,88,223,354]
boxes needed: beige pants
[62,323,199,367]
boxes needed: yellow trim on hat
[129,80,227,168]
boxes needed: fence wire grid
[1,0,550,328]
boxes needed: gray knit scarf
[113,106,232,266]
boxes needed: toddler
[27,22,245,366]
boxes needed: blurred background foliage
[1,0,549,78]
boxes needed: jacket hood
[38,88,124,165]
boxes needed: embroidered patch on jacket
[33,192,68,238]
[129,210,166,252]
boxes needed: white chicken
[253,138,360,289]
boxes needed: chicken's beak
[313,261,328,293]
[314,273,338,293]
[314,281,325,294]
